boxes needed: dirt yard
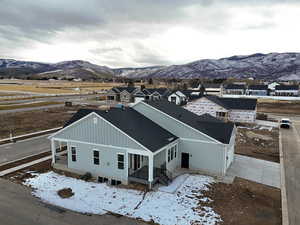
[0,105,98,139]
[235,127,279,163]
[205,178,281,225]
[257,100,300,114]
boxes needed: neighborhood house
[246,85,268,96]
[185,95,257,123]
[49,100,235,188]
[274,85,299,96]
[223,84,246,95]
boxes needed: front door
[181,153,189,169]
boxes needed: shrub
[80,172,92,181]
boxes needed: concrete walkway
[226,154,280,188]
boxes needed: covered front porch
[127,150,173,188]
[50,138,68,169]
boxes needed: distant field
[0,101,61,110]
[0,92,20,97]
[0,80,126,94]
[257,100,300,114]
[0,105,99,139]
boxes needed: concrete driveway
[227,154,280,188]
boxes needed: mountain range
[1,52,300,80]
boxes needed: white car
[280,118,291,129]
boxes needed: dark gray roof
[146,88,169,96]
[144,100,234,144]
[64,108,178,152]
[275,85,299,90]
[112,87,137,94]
[205,95,257,110]
[203,83,222,88]
[225,84,246,90]
[248,85,268,90]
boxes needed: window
[98,176,108,183]
[71,146,76,162]
[117,154,124,169]
[93,150,100,165]
[168,149,171,162]
[174,145,177,158]
[111,179,121,185]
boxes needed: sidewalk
[0,156,51,177]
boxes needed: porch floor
[129,166,163,183]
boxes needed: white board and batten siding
[51,113,148,184]
[133,102,230,176]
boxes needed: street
[0,178,146,225]
[0,135,50,164]
[280,116,300,225]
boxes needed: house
[188,83,201,91]
[133,88,170,103]
[274,85,299,96]
[185,96,257,123]
[167,91,188,105]
[246,85,268,96]
[268,82,280,91]
[106,87,138,102]
[223,84,246,95]
[49,100,235,188]
[202,83,223,96]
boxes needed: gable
[191,97,228,111]
[51,113,148,151]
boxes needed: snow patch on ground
[158,174,189,193]
[24,172,221,225]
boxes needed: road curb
[279,130,289,225]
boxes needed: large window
[117,154,124,169]
[168,149,171,162]
[71,146,77,162]
[93,150,100,165]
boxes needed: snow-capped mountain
[0,59,114,79]
[133,52,300,80]
[112,66,165,78]
[1,52,300,80]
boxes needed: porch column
[51,139,56,164]
[148,154,154,186]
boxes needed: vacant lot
[235,127,279,163]
[0,105,98,139]
[0,101,60,110]
[205,178,281,225]
[258,99,300,114]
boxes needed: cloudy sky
[0,0,300,68]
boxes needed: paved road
[0,94,98,104]
[0,135,50,164]
[281,118,300,225]
[0,178,146,225]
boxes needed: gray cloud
[0,0,299,67]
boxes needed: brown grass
[0,101,61,110]
[257,100,300,114]
[0,105,99,139]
